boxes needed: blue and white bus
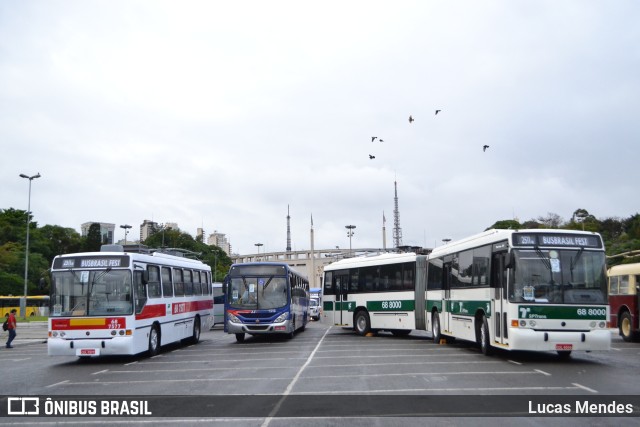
[224,262,310,342]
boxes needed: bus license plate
[555,344,572,351]
[76,348,100,356]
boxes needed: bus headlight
[275,313,288,323]
[227,313,240,323]
[599,321,606,328]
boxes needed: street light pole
[120,224,132,245]
[345,225,356,257]
[19,172,41,319]
[255,243,263,261]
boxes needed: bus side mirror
[504,252,514,269]
[39,277,47,291]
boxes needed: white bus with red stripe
[48,245,213,357]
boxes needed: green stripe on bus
[366,300,415,311]
[518,305,607,320]
[446,300,492,317]
[426,300,443,312]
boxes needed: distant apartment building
[208,231,231,255]
[139,220,181,243]
[80,222,115,245]
[139,220,158,242]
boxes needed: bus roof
[324,252,418,271]
[608,262,640,276]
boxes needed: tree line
[0,208,232,296]
[1,207,639,297]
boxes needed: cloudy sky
[1,1,638,255]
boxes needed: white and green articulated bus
[323,229,611,357]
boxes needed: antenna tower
[393,180,403,248]
[286,205,292,252]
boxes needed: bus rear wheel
[620,311,636,342]
[432,312,441,343]
[148,325,160,357]
[354,311,371,336]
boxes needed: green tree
[84,223,102,252]
[32,225,83,261]
[486,219,521,230]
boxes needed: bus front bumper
[48,336,135,357]
[508,328,611,352]
[226,319,292,335]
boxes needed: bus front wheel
[479,316,493,356]
[148,325,160,357]
[191,317,201,344]
[354,311,371,336]
[620,311,636,342]
[235,333,245,343]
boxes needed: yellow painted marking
[70,318,105,326]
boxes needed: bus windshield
[511,249,607,304]
[228,275,288,310]
[51,269,133,317]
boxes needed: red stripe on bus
[51,317,126,330]
[135,303,167,320]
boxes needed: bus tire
[619,311,635,342]
[354,310,371,336]
[479,316,493,356]
[235,333,245,343]
[148,325,160,357]
[191,316,201,344]
[432,312,441,343]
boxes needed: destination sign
[512,233,602,248]
[53,255,130,269]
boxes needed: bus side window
[162,267,173,298]
[134,271,148,314]
[610,276,619,295]
[147,265,161,298]
[620,275,630,294]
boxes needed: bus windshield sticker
[523,286,534,301]
[550,258,561,273]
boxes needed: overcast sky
[1,1,638,255]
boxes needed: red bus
[608,262,640,341]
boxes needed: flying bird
[369,154,375,159]
[371,136,377,142]
[379,139,384,143]
[435,109,441,115]
[408,115,414,123]
[483,145,490,152]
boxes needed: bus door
[491,249,509,346]
[442,256,452,333]
[334,272,350,326]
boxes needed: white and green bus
[323,229,611,357]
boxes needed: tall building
[208,231,231,255]
[139,219,158,242]
[80,222,115,245]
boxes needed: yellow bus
[0,296,50,317]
